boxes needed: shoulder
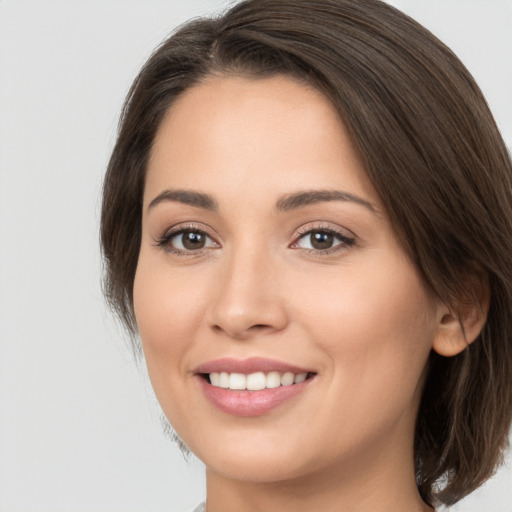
[188,503,206,512]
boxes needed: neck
[205,467,432,512]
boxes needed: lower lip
[197,376,313,417]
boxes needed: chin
[204,453,313,484]
[186,425,335,485]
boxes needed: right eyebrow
[147,189,218,212]
[275,189,378,214]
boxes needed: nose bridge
[208,239,287,339]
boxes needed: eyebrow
[147,188,377,214]
[274,189,377,213]
[148,189,218,211]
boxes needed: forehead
[145,75,379,209]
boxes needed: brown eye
[309,231,334,250]
[180,230,207,250]
[161,228,218,253]
[294,228,355,253]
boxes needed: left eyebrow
[147,189,218,212]
[274,189,378,214]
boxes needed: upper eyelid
[293,222,355,239]
[162,222,217,239]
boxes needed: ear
[432,273,490,357]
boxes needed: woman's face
[134,75,443,483]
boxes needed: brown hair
[100,0,512,506]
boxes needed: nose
[206,246,289,340]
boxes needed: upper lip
[194,357,313,375]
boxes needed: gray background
[0,1,510,511]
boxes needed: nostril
[210,322,276,340]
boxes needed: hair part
[101,0,512,505]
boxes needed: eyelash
[155,223,356,256]
[155,224,218,257]
[292,225,356,255]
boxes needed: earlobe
[432,276,490,357]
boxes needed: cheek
[132,256,208,405]
[133,257,206,353]
[289,255,436,389]
[132,255,212,429]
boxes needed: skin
[133,74,473,512]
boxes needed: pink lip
[194,357,312,375]
[197,377,313,417]
[194,357,316,417]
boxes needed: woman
[100,0,512,510]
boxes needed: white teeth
[229,373,246,390]
[208,371,311,390]
[246,372,266,391]
[219,372,229,388]
[294,373,307,384]
[266,371,281,388]
[281,372,295,386]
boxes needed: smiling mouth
[200,371,317,390]
[197,364,317,416]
